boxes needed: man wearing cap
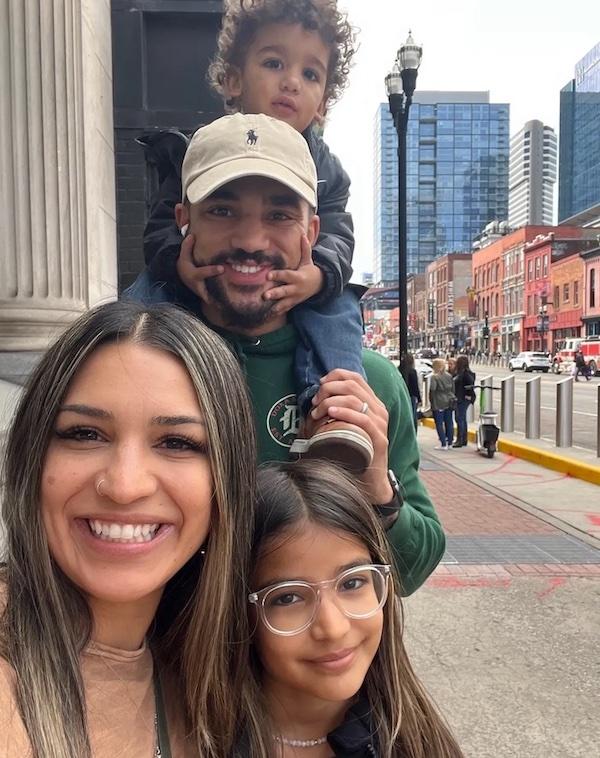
[126,113,444,596]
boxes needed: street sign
[536,315,550,333]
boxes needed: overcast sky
[323,0,600,281]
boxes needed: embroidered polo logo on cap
[246,129,258,146]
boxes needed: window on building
[574,280,579,306]
[563,284,570,303]
[495,293,499,316]
[591,269,596,308]
[554,286,560,308]
[543,255,548,277]
[528,260,533,281]
[535,258,541,279]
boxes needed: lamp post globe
[386,31,421,361]
[398,31,422,98]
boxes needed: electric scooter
[475,383,500,458]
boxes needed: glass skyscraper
[558,41,600,222]
[373,92,509,284]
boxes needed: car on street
[414,358,433,378]
[508,351,551,373]
[416,348,438,359]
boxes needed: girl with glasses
[0,301,256,757]
[239,460,463,758]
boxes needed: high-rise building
[558,41,600,223]
[508,120,557,228]
[373,92,509,284]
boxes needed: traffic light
[482,311,490,339]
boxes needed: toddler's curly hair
[208,0,356,115]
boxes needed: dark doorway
[112,0,224,291]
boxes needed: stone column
[0,0,117,350]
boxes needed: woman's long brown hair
[0,301,257,757]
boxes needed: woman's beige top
[0,640,197,757]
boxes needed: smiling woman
[0,301,257,758]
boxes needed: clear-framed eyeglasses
[248,564,391,636]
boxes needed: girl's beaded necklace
[273,734,328,748]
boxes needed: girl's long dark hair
[240,460,464,758]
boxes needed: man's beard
[204,249,286,330]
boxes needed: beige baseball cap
[181,113,318,209]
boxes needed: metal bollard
[500,375,515,432]
[481,375,494,414]
[597,386,600,458]
[525,376,541,439]
[556,378,573,447]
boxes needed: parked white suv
[508,352,551,373]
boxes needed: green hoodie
[216,323,445,596]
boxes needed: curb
[420,417,600,486]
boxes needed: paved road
[468,364,599,452]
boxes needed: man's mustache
[205,249,286,270]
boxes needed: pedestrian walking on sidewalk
[452,355,476,448]
[574,350,591,381]
[399,353,421,432]
[430,358,456,450]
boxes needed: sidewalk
[421,412,600,484]
[416,423,600,585]
[409,424,599,758]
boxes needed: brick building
[407,273,426,350]
[425,253,472,352]
[472,227,548,353]
[581,246,600,337]
[523,233,553,352]
[551,253,585,346]
[473,226,594,354]
[414,289,429,344]
[523,231,599,350]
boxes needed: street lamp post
[386,31,422,361]
[537,303,549,352]
[483,310,490,354]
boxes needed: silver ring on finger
[360,401,369,414]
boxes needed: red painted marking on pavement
[536,577,567,600]
[480,456,544,479]
[478,456,518,475]
[586,514,600,526]
[427,576,512,590]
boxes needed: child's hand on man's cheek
[264,235,324,314]
[176,233,224,301]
